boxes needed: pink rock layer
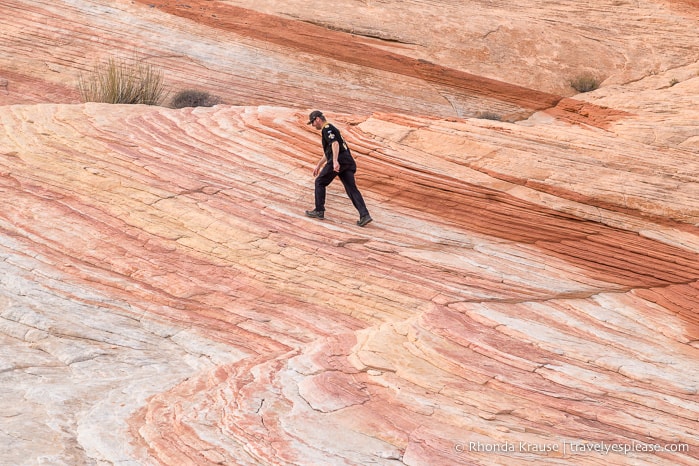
[1,104,698,465]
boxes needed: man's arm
[312,154,326,177]
[331,141,340,172]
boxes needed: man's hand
[333,162,340,172]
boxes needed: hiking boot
[357,214,373,227]
[305,209,325,219]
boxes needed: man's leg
[314,164,336,212]
[338,167,369,217]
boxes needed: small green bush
[569,74,600,93]
[170,89,221,108]
[78,57,167,105]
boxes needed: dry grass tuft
[78,57,167,105]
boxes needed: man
[305,110,372,227]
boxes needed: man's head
[307,110,325,129]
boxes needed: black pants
[314,162,369,217]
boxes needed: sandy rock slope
[1,1,698,465]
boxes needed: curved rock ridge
[1,104,698,465]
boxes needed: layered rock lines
[1,104,698,464]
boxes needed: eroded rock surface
[2,103,698,465]
[1,1,698,465]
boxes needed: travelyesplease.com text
[455,440,689,456]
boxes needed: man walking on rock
[305,110,372,227]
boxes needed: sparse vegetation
[670,78,679,87]
[476,111,502,121]
[170,89,221,108]
[569,73,600,93]
[78,57,167,105]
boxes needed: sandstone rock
[1,1,698,465]
[2,102,697,465]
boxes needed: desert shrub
[78,57,167,105]
[170,89,221,108]
[569,73,600,93]
[476,111,502,121]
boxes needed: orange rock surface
[1,1,698,465]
